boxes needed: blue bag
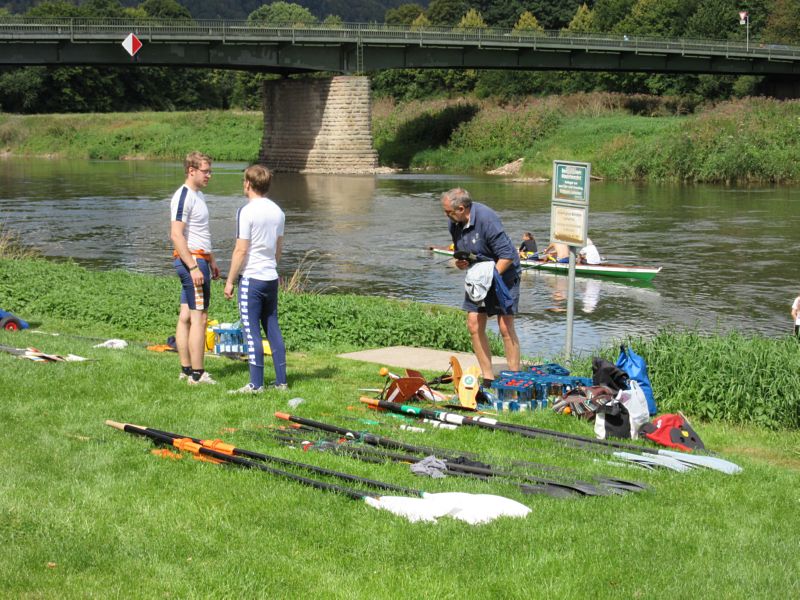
[616,345,657,415]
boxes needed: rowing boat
[429,247,662,282]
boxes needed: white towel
[464,261,495,303]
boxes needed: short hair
[184,151,211,174]
[442,187,472,209]
[244,164,273,196]
[523,232,534,239]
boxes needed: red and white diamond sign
[122,33,143,57]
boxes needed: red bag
[640,413,705,451]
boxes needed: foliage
[565,3,593,33]
[456,8,485,29]
[0,224,39,259]
[0,258,482,353]
[609,330,800,429]
[385,3,425,25]
[426,0,468,26]
[410,12,431,28]
[512,10,544,32]
[247,1,318,25]
[140,0,192,18]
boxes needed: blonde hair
[184,151,212,174]
[244,164,273,196]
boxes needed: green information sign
[553,161,590,205]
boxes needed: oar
[273,414,647,496]
[106,420,531,524]
[361,398,741,474]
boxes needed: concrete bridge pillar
[259,75,379,173]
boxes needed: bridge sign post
[550,160,590,358]
[122,33,142,58]
[739,11,749,50]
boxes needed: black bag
[592,357,629,392]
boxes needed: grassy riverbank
[2,94,800,182]
[1,257,799,598]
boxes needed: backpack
[639,413,706,451]
[592,357,629,392]
[616,345,657,415]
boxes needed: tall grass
[0,223,39,259]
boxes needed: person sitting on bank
[579,237,601,265]
[543,242,570,263]
[519,232,538,259]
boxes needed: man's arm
[170,220,204,285]
[275,236,283,264]
[224,238,250,300]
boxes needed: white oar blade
[659,450,742,474]
[366,493,531,524]
[423,492,532,525]
[364,495,450,522]
[613,451,693,472]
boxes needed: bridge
[3,18,799,173]
[2,18,799,75]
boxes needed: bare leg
[188,309,208,370]
[466,312,494,380]
[497,314,521,371]
[175,304,192,367]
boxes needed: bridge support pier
[259,75,379,173]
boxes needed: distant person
[792,293,800,336]
[579,237,601,265]
[543,241,570,263]
[224,164,288,393]
[170,151,220,385]
[441,188,521,387]
[519,232,538,258]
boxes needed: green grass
[1,257,799,597]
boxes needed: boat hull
[430,247,661,282]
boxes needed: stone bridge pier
[259,75,379,174]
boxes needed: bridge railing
[0,17,798,60]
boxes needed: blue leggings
[238,276,287,387]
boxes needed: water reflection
[1,158,799,357]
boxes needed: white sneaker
[272,383,289,392]
[187,372,217,385]
[179,372,189,381]
[228,383,263,395]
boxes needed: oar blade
[613,451,693,472]
[423,492,532,524]
[658,450,742,474]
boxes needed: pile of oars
[272,413,650,498]
[357,399,742,475]
[105,420,531,524]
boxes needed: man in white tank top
[170,151,220,385]
[224,164,287,393]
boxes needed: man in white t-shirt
[579,237,602,265]
[224,164,287,394]
[170,151,220,385]
[791,295,800,336]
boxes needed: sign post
[739,11,749,51]
[550,160,590,357]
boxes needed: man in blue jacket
[442,188,521,388]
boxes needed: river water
[1,158,799,357]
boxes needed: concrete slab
[337,346,508,375]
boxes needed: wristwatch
[189,265,199,271]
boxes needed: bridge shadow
[376,103,479,169]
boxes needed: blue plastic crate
[212,324,244,355]
[528,363,571,376]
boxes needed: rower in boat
[518,232,538,259]
[543,242,570,263]
[579,237,601,265]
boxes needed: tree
[322,14,344,27]
[762,0,800,44]
[525,0,587,29]
[565,3,594,33]
[386,3,425,25]
[411,12,431,29]
[247,2,318,26]
[616,0,699,38]
[26,1,89,18]
[513,10,544,32]
[426,0,468,26]
[591,0,636,32]
[139,0,193,19]
[456,8,486,29]
[685,0,739,40]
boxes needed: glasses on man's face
[444,206,461,216]
[196,168,212,175]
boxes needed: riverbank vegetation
[0,256,798,597]
[2,94,800,182]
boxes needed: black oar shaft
[107,421,375,501]
[147,427,420,496]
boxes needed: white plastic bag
[617,380,650,439]
[594,380,650,440]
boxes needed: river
[1,158,798,357]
